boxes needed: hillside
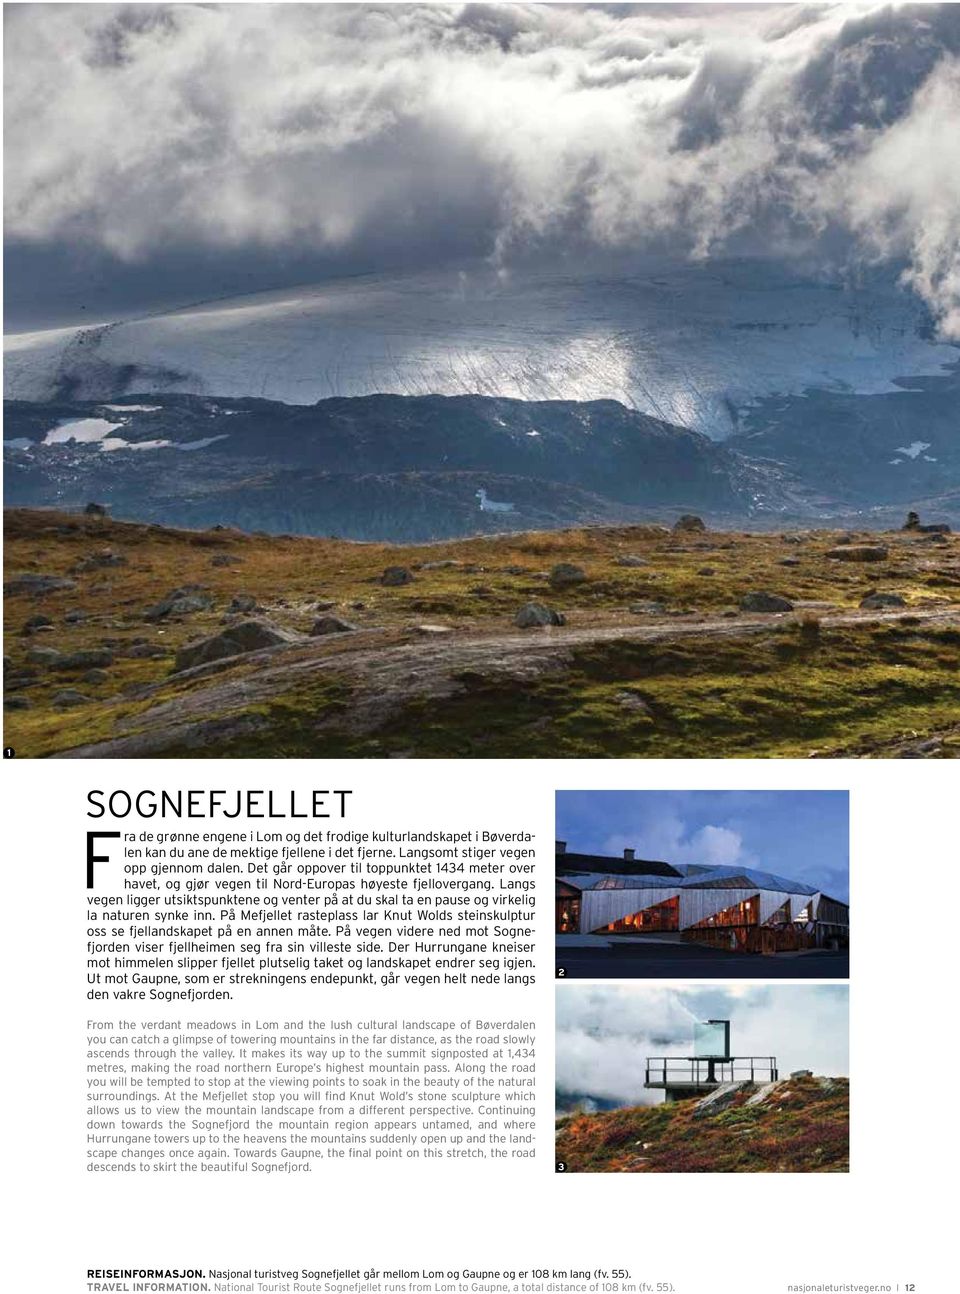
[3,392,766,541]
[4,508,959,759]
[555,1075,849,1173]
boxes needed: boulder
[64,609,89,624]
[52,689,90,708]
[227,594,259,614]
[860,592,907,609]
[4,695,32,711]
[73,548,127,572]
[54,649,114,671]
[310,615,357,636]
[21,614,54,634]
[121,643,169,659]
[548,563,588,589]
[693,1081,751,1118]
[739,591,794,612]
[145,585,215,620]
[673,514,706,533]
[614,554,648,567]
[379,566,414,587]
[514,602,565,628]
[313,600,337,612]
[826,544,888,562]
[83,668,110,685]
[172,619,297,673]
[629,601,667,615]
[420,560,462,571]
[615,692,653,715]
[5,573,76,597]
[26,646,61,666]
[778,557,801,567]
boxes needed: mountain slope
[2,393,768,540]
[555,1074,849,1172]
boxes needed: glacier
[4,259,955,440]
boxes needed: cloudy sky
[556,789,850,899]
[556,982,849,1107]
[4,2,960,332]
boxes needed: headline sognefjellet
[85,788,353,819]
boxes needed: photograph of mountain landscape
[4,2,959,757]
[555,984,850,1172]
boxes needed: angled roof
[556,850,682,879]
[559,864,817,896]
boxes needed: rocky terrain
[555,1073,849,1173]
[4,507,958,759]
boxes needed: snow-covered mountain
[5,260,953,440]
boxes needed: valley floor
[4,508,959,758]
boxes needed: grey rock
[420,560,462,571]
[73,548,126,572]
[21,614,54,634]
[514,602,565,628]
[310,615,358,636]
[629,601,667,615]
[826,544,888,562]
[860,592,907,609]
[693,1082,751,1117]
[227,594,259,614]
[54,649,114,670]
[696,566,717,576]
[121,643,169,659]
[145,585,215,620]
[26,646,62,666]
[4,695,33,711]
[64,609,89,623]
[173,619,297,673]
[615,692,653,715]
[614,554,648,567]
[548,562,588,589]
[82,668,111,685]
[739,591,795,612]
[52,689,90,708]
[5,573,77,597]
[313,600,337,612]
[380,566,414,587]
[673,514,706,533]
[779,557,801,567]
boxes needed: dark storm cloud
[4,3,960,333]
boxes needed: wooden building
[556,842,849,952]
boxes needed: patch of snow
[4,437,33,450]
[100,404,162,413]
[44,417,124,445]
[923,455,938,462]
[99,433,229,453]
[895,440,931,459]
[526,430,541,437]
[176,435,229,450]
[100,437,171,452]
